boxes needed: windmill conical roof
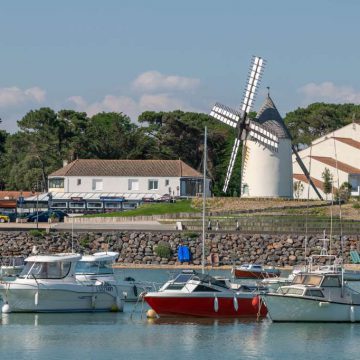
[255,95,291,139]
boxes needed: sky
[1,0,360,133]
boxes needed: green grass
[84,200,200,217]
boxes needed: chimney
[63,160,68,167]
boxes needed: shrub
[183,232,199,239]
[29,229,44,237]
[155,243,172,259]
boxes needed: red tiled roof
[311,156,360,174]
[49,159,202,178]
[0,191,34,200]
[293,174,332,191]
[332,137,360,150]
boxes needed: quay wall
[0,231,359,267]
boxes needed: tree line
[0,102,358,196]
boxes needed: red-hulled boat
[144,270,267,318]
[233,264,281,279]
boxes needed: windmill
[209,56,323,199]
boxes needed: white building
[42,159,210,212]
[241,95,293,198]
[293,122,360,199]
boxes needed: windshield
[75,260,114,275]
[20,261,71,279]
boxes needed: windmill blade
[248,120,279,151]
[209,103,242,128]
[292,145,323,200]
[241,56,265,115]
[223,138,241,192]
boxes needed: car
[0,214,10,223]
[27,210,68,222]
[1,212,16,222]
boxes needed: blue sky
[1,0,360,132]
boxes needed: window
[49,178,64,189]
[148,179,158,190]
[165,179,169,186]
[128,179,139,191]
[69,202,85,208]
[20,261,71,279]
[322,276,341,287]
[77,179,81,186]
[104,202,122,209]
[92,179,103,191]
[87,202,103,209]
[51,202,67,209]
[305,289,324,298]
[193,285,220,292]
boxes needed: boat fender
[2,302,11,313]
[350,306,355,323]
[214,295,219,313]
[133,285,138,298]
[233,296,239,312]
[35,291,39,306]
[252,296,260,308]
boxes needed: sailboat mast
[202,126,207,274]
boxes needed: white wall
[64,176,181,196]
[242,138,293,197]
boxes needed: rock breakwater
[0,231,359,267]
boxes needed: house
[41,159,210,212]
[292,122,360,199]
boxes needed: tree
[321,168,333,200]
[293,181,304,200]
[335,182,353,203]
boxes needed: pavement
[0,221,176,232]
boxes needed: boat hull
[234,269,280,279]
[262,294,360,322]
[0,282,124,313]
[145,293,267,318]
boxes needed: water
[1,269,360,360]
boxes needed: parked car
[0,214,10,223]
[27,210,68,222]
[1,212,16,222]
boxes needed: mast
[202,126,207,274]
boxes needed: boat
[0,256,25,277]
[261,271,360,322]
[144,127,267,318]
[233,264,281,279]
[144,269,267,318]
[0,253,124,313]
[75,251,152,302]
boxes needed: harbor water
[1,269,360,360]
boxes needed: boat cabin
[19,254,81,280]
[75,252,118,276]
[160,270,232,293]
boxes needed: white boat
[261,271,360,322]
[0,256,25,277]
[75,251,152,302]
[0,253,124,313]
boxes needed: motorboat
[261,271,360,322]
[0,256,25,277]
[75,251,152,302]
[233,264,281,279]
[0,253,124,313]
[144,270,267,318]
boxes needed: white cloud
[0,86,46,108]
[299,81,360,104]
[132,71,200,92]
[68,71,200,121]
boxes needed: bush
[29,229,45,237]
[155,243,172,259]
[183,232,199,239]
